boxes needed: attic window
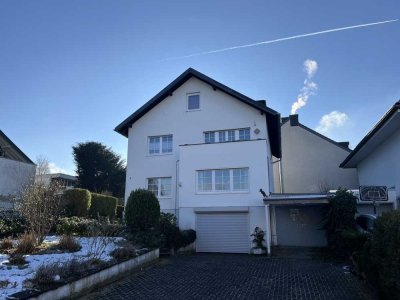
[187,93,200,110]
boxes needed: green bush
[330,229,369,257]
[0,210,26,238]
[357,211,400,299]
[62,188,91,217]
[56,217,100,236]
[90,193,118,219]
[178,229,196,249]
[125,189,160,232]
[159,213,181,249]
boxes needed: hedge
[90,193,118,219]
[62,188,91,217]
[356,211,400,299]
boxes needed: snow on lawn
[0,236,124,300]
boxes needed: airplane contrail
[159,19,398,61]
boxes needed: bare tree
[17,182,62,245]
[35,155,50,184]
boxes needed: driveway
[84,254,376,300]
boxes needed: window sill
[146,153,173,157]
[195,191,249,195]
[186,109,201,112]
[157,197,172,199]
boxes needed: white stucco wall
[357,127,400,197]
[178,140,270,232]
[125,77,270,211]
[0,158,35,196]
[274,121,359,193]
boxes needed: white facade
[341,103,400,204]
[274,115,359,193]
[0,157,35,197]
[120,71,279,253]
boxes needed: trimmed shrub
[58,235,81,252]
[15,233,36,254]
[125,189,160,232]
[90,193,118,219]
[62,188,91,217]
[357,211,400,299]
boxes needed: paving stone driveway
[84,254,376,300]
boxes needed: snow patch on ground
[0,236,124,300]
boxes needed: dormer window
[187,93,200,111]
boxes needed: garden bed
[0,236,153,300]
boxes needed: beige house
[273,114,359,193]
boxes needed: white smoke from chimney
[291,59,318,115]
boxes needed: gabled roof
[282,115,351,152]
[0,130,35,164]
[115,68,282,158]
[340,100,400,168]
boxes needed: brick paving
[84,254,376,300]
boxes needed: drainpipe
[265,204,271,255]
[272,158,283,193]
[175,160,180,224]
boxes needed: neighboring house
[341,101,400,213]
[115,68,282,254]
[0,130,36,208]
[273,114,359,193]
[35,173,77,190]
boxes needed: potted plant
[251,227,266,255]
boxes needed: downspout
[175,160,180,223]
[272,158,283,193]
[265,204,271,255]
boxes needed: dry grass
[0,237,14,250]
[15,234,36,254]
[58,235,81,252]
[8,253,27,265]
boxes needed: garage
[196,212,250,253]
[274,205,327,247]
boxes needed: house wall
[357,127,400,198]
[178,139,270,235]
[125,77,270,214]
[274,121,359,193]
[0,157,35,197]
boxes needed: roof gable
[282,115,351,152]
[341,100,400,168]
[115,68,281,158]
[0,130,34,164]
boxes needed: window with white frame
[147,177,172,197]
[196,168,249,193]
[204,128,250,143]
[238,128,250,141]
[148,135,173,155]
[187,93,200,110]
[204,131,215,143]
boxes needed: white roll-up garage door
[196,212,250,253]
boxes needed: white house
[0,130,36,208]
[273,114,359,193]
[115,68,281,254]
[341,101,400,212]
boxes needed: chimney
[256,100,267,107]
[289,114,299,126]
[338,141,350,149]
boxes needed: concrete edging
[27,249,159,300]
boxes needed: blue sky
[1,0,399,175]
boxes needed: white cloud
[316,111,349,133]
[304,59,318,78]
[48,162,68,174]
[290,59,318,115]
